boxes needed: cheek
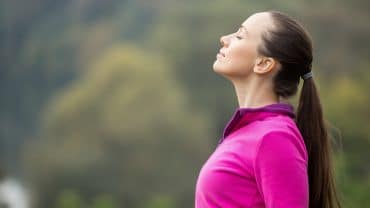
[213,42,258,77]
[227,44,257,73]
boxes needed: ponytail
[296,78,342,208]
[260,10,343,207]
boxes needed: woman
[195,11,342,208]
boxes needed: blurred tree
[142,194,175,208]
[91,194,119,208]
[55,189,86,208]
[24,45,213,207]
[319,69,370,208]
[0,0,368,207]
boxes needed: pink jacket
[195,103,309,208]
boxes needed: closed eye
[235,28,244,40]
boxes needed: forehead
[240,12,273,36]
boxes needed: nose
[220,35,228,47]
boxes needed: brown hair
[258,10,342,208]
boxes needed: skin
[213,12,282,108]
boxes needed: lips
[218,49,226,57]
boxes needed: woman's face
[213,12,273,79]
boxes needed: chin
[213,61,233,77]
[213,62,251,80]
[213,61,226,74]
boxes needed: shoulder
[254,125,308,167]
[252,130,309,208]
[259,115,305,148]
[234,114,306,154]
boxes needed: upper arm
[253,131,309,208]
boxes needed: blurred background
[0,0,369,207]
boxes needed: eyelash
[235,29,243,39]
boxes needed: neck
[231,76,280,108]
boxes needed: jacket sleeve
[253,130,309,208]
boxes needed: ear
[253,57,278,75]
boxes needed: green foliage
[142,194,175,208]
[56,190,86,208]
[55,190,119,208]
[318,69,370,206]
[1,0,369,207]
[92,194,119,208]
[24,45,212,207]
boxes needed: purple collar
[218,103,295,144]
[238,103,295,117]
